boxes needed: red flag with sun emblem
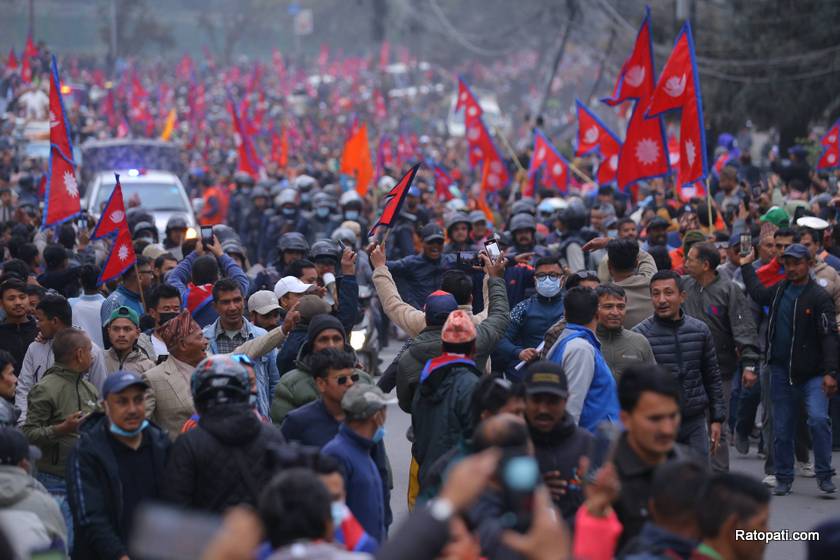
[99,228,137,285]
[575,99,622,186]
[43,56,81,228]
[526,130,569,196]
[817,121,840,170]
[90,175,129,240]
[645,22,707,189]
[601,7,669,191]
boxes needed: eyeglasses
[336,373,361,385]
[535,273,561,281]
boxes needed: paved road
[378,339,838,559]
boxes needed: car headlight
[350,330,366,351]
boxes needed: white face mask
[536,276,562,298]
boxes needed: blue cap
[781,243,809,260]
[408,186,421,197]
[102,371,149,398]
[728,233,741,248]
[424,290,458,326]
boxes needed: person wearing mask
[239,185,274,264]
[594,284,656,379]
[322,383,392,543]
[202,278,279,419]
[495,256,565,379]
[692,473,771,560]
[444,213,473,253]
[521,361,592,521]
[167,234,250,328]
[621,460,708,560]
[613,365,694,550]
[164,355,287,513]
[682,242,760,473]
[136,283,182,363]
[592,237,657,329]
[103,306,156,375]
[385,224,455,309]
[546,287,620,431]
[68,264,105,349]
[306,192,343,245]
[412,310,482,492]
[271,315,373,423]
[66,371,170,560]
[739,243,838,495]
[21,328,99,544]
[0,426,67,555]
[339,190,369,235]
[16,295,109,424]
[248,290,283,331]
[0,279,38,375]
[633,271,726,459]
[99,257,154,326]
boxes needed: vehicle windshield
[93,181,187,213]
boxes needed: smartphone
[200,225,214,247]
[130,503,221,560]
[484,239,502,261]
[76,211,88,230]
[498,448,539,532]
[739,232,752,257]
[585,421,622,483]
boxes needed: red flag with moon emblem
[43,56,81,227]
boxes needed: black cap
[421,224,445,242]
[0,427,40,465]
[782,243,809,261]
[647,216,670,230]
[523,361,569,398]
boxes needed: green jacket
[411,359,480,488]
[396,276,509,412]
[21,364,99,478]
[595,324,656,380]
[270,355,373,424]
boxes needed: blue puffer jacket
[386,253,455,309]
[494,292,564,379]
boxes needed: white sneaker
[762,475,777,488]
[797,461,816,478]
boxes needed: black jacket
[163,403,286,512]
[0,317,38,374]
[67,413,170,560]
[632,312,726,422]
[529,413,592,520]
[741,264,839,382]
[613,433,695,552]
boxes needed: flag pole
[133,265,147,311]
[568,160,596,185]
[492,126,526,175]
[705,174,714,233]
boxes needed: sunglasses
[336,373,361,385]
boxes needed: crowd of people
[1,41,840,560]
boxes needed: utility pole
[533,0,578,124]
[110,0,118,73]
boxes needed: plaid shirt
[210,320,249,354]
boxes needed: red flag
[90,176,130,240]
[817,121,840,170]
[675,180,706,203]
[6,48,17,72]
[575,99,622,186]
[340,123,375,196]
[527,130,569,195]
[20,33,36,83]
[376,134,394,178]
[369,164,421,237]
[374,89,387,121]
[99,228,137,285]
[379,40,390,69]
[433,165,455,201]
[227,91,263,179]
[43,56,80,227]
[645,22,707,188]
[455,77,482,124]
[602,8,669,191]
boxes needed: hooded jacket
[632,312,726,422]
[66,412,170,560]
[21,364,99,477]
[0,464,67,549]
[270,315,374,424]
[411,355,480,487]
[163,402,286,512]
[682,273,760,379]
[529,412,593,520]
[621,522,698,560]
[396,277,510,412]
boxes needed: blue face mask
[109,419,149,438]
[282,207,297,217]
[316,207,330,219]
[536,277,562,298]
[331,501,348,527]
[372,425,386,444]
[344,210,360,221]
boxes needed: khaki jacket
[104,345,156,376]
[813,258,840,323]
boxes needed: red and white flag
[43,56,81,228]
[817,121,840,170]
[645,21,707,188]
[601,8,669,191]
[575,99,622,186]
[99,228,137,285]
[227,91,263,179]
[90,175,129,240]
[526,130,569,196]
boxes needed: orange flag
[340,122,374,196]
[476,161,495,223]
